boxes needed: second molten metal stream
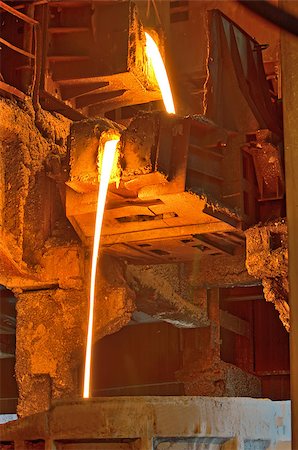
[145,32,175,114]
[83,139,119,398]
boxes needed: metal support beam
[219,309,250,338]
[0,338,15,358]
[281,1,298,443]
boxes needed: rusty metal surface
[243,132,284,202]
[205,9,282,136]
[0,81,28,101]
[281,1,298,441]
[101,230,245,264]
[0,1,41,104]
[1,1,162,118]
[66,113,254,263]
[41,0,162,118]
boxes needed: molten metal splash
[145,32,175,114]
[83,138,119,399]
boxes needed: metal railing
[0,1,42,106]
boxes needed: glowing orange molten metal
[83,32,175,398]
[145,31,175,114]
[83,138,119,399]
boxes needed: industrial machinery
[0,1,291,448]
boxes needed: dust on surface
[245,220,289,331]
[127,263,209,327]
[14,254,135,417]
[15,288,87,417]
[0,98,70,264]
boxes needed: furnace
[0,0,295,448]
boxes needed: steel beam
[281,1,298,443]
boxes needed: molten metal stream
[145,32,176,114]
[83,33,175,398]
[83,138,119,398]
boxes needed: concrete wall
[0,397,291,449]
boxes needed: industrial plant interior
[0,0,297,448]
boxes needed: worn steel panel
[66,113,252,263]
[205,9,282,136]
